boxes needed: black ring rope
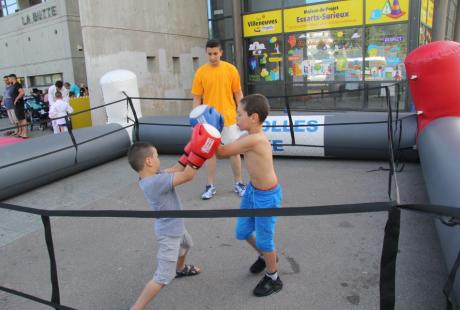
[0,201,459,310]
[0,286,76,310]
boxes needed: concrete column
[232,0,244,85]
[432,0,449,40]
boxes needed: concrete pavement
[0,154,447,310]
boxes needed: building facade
[1,0,209,125]
[77,0,208,124]
[1,0,459,125]
[208,0,459,112]
[0,0,86,93]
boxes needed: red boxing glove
[178,141,191,167]
[188,123,222,169]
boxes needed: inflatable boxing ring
[405,40,460,302]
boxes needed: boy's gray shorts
[153,230,193,285]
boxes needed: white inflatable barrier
[100,69,142,141]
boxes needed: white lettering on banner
[201,138,215,154]
[263,115,325,156]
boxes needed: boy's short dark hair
[55,80,63,88]
[206,39,222,49]
[128,142,155,172]
[55,91,62,98]
[240,94,270,123]
[8,74,17,79]
[3,75,8,79]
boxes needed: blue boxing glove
[189,105,224,132]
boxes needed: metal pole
[232,0,244,85]
[432,0,449,40]
[454,0,460,42]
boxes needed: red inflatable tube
[405,41,460,135]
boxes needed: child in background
[48,91,73,133]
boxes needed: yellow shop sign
[284,0,363,32]
[243,10,282,37]
[366,0,409,25]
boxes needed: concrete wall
[0,0,85,93]
[78,0,209,125]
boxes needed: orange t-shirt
[191,61,241,126]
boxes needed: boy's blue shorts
[235,183,282,252]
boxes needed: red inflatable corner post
[405,40,460,136]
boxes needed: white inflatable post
[99,70,142,141]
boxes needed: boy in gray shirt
[127,142,202,310]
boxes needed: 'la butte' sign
[22,6,57,26]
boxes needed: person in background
[49,91,73,133]
[48,81,69,133]
[79,84,89,97]
[64,82,80,98]
[191,39,246,200]
[9,74,28,139]
[2,75,18,136]
[31,88,41,104]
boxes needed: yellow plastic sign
[69,97,93,129]
[284,0,363,32]
[426,0,434,27]
[243,10,282,37]
[365,0,409,25]
[420,0,427,24]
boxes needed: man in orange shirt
[191,39,246,200]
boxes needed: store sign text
[284,1,363,32]
[243,10,282,37]
[22,6,57,26]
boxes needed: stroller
[0,104,7,119]
[24,96,49,131]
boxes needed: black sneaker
[250,256,266,274]
[253,275,283,297]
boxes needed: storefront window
[286,33,307,82]
[221,40,235,64]
[246,35,283,82]
[286,28,363,83]
[310,28,362,82]
[209,0,233,17]
[29,73,63,87]
[242,0,281,13]
[419,0,434,45]
[210,18,234,40]
[365,24,407,81]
